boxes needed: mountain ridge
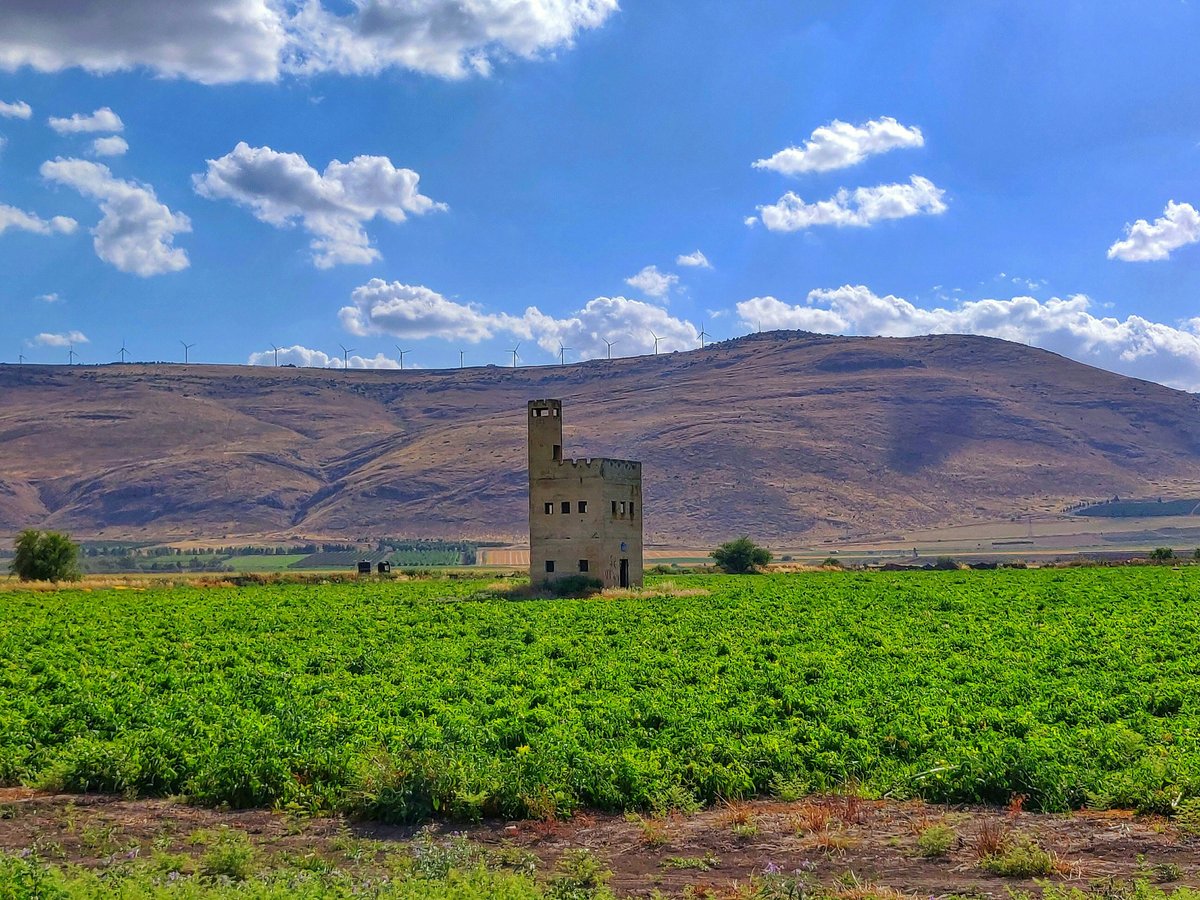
[2,330,1199,545]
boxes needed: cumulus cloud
[32,330,88,347]
[47,106,124,134]
[0,0,615,84]
[624,264,679,299]
[194,142,445,268]
[340,278,700,359]
[0,0,286,84]
[754,117,924,176]
[247,344,401,368]
[0,202,77,236]
[752,176,947,231]
[287,0,619,79]
[522,295,699,358]
[41,158,191,276]
[736,284,1200,392]
[0,99,31,119]
[676,250,712,269]
[92,135,128,156]
[35,292,61,303]
[1107,200,1200,262]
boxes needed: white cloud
[754,117,924,175]
[287,0,619,80]
[676,250,712,269]
[247,344,401,368]
[0,202,77,236]
[41,157,191,276]
[340,279,524,341]
[753,176,947,231]
[0,0,615,85]
[340,278,700,359]
[522,295,699,358]
[194,142,445,268]
[35,292,61,303]
[0,0,286,84]
[0,99,31,119]
[32,330,88,347]
[92,135,129,156]
[736,284,1200,391]
[624,264,679,299]
[47,106,124,134]
[1107,200,1200,262]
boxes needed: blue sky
[3,1,1200,387]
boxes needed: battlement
[527,399,643,589]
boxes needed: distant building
[527,399,642,588]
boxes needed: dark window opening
[552,444,562,461]
[544,502,553,514]
[578,559,589,572]
[611,500,618,515]
[619,558,630,588]
[630,504,636,519]
[545,560,555,573]
[578,501,588,513]
[561,501,571,514]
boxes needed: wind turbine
[459,349,465,369]
[269,343,279,367]
[649,331,662,356]
[509,342,520,368]
[602,337,618,360]
[180,340,195,364]
[118,340,129,364]
[698,323,710,349]
[68,342,78,365]
[395,346,411,370]
[558,342,572,366]
[338,343,355,369]
[18,353,25,366]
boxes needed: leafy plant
[916,822,956,857]
[10,529,80,582]
[1151,547,1176,562]
[197,827,256,880]
[710,537,771,574]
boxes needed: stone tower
[528,399,643,588]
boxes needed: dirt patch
[1,789,1197,895]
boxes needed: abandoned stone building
[528,399,643,588]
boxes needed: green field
[224,553,311,572]
[2,570,1199,821]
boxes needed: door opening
[619,558,629,588]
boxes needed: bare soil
[2,789,1197,896]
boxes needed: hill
[2,331,1199,545]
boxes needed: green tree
[1150,547,1175,562]
[10,529,80,582]
[710,537,771,574]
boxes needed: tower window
[578,501,588,513]
[619,501,627,516]
[611,500,617,515]
[545,560,555,573]
[552,444,562,461]
[578,559,589,572]
[561,501,571,514]
[544,502,553,514]
[630,504,636,519]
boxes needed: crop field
[2,569,1199,826]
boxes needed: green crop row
[1,570,1199,820]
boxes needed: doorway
[619,558,629,588]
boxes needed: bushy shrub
[10,529,80,582]
[548,575,603,597]
[710,537,771,574]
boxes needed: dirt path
[2,788,1197,896]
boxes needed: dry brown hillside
[2,330,1199,545]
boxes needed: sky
[3,1,1200,388]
